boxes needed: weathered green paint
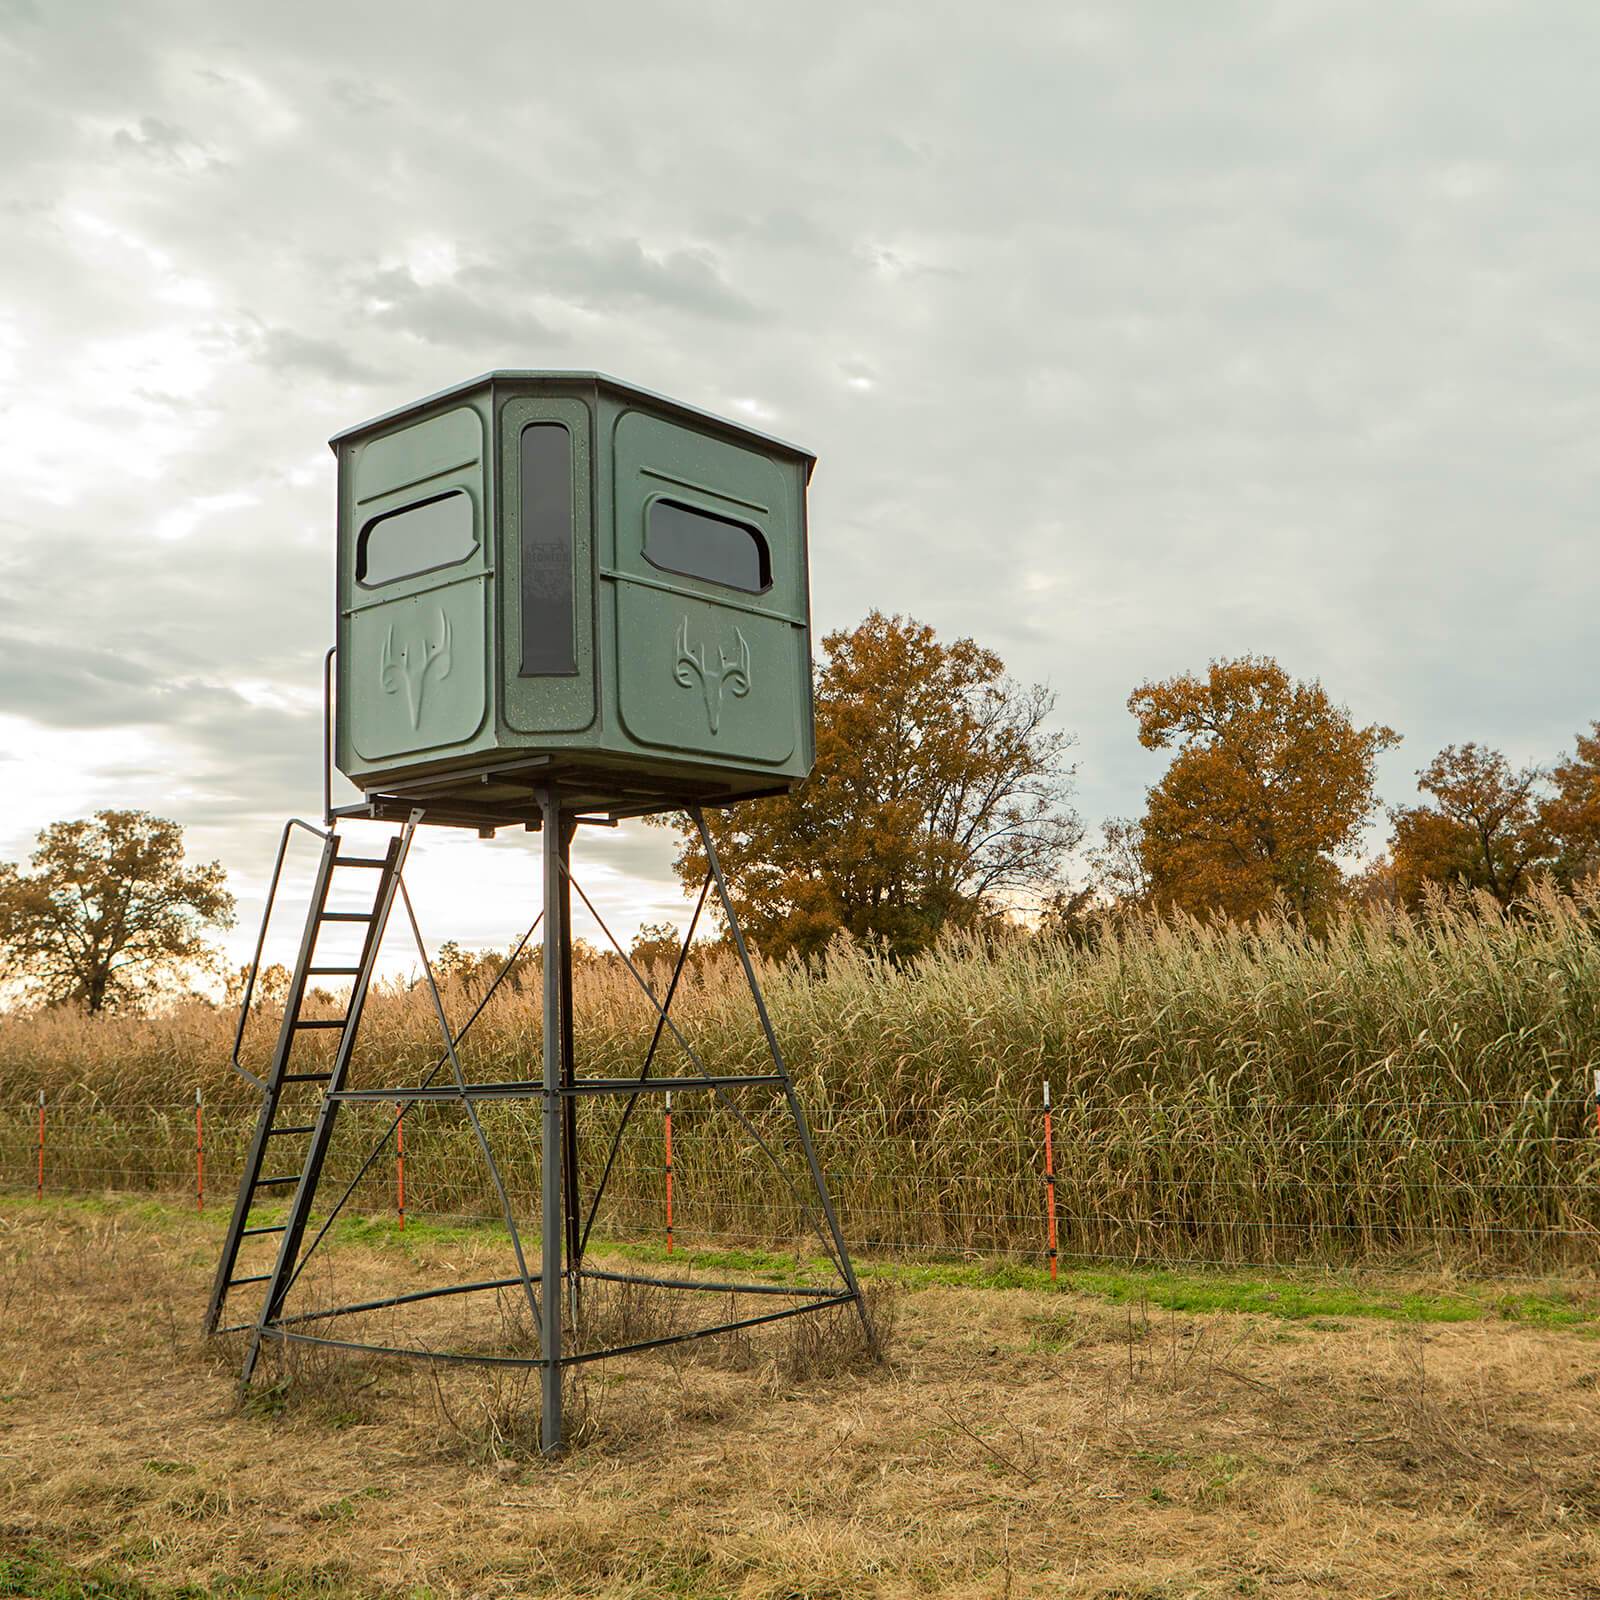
[343,404,493,766]
[332,373,815,818]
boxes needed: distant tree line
[1,613,1595,1010]
[663,615,1599,958]
[1082,656,1597,930]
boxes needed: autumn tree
[1345,853,1403,910]
[1035,885,1097,944]
[1542,722,1600,887]
[225,961,291,1006]
[630,921,686,971]
[1388,743,1553,909]
[0,810,235,1012]
[664,611,1082,961]
[1087,817,1152,908]
[1129,656,1398,928]
[433,940,511,991]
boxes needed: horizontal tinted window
[519,423,576,677]
[357,491,475,587]
[645,499,770,594]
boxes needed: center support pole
[559,815,581,1318]
[539,788,564,1453]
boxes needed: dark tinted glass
[645,499,770,593]
[356,491,475,587]
[520,423,576,676]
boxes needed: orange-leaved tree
[1388,743,1552,909]
[1128,656,1398,928]
[663,611,1081,961]
[1087,816,1153,909]
[1542,721,1600,887]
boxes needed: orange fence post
[1043,1080,1058,1282]
[664,1090,674,1256]
[36,1091,44,1199]
[395,1103,406,1231]
[195,1087,204,1212]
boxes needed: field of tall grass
[3,882,1598,1272]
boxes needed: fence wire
[7,1087,1600,1276]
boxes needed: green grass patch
[1490,1289,1592,1328]
[603,1237,1596,1329]
[1057,1266,1488,1325]
[604,1238,819,1279]
[1053,1264,1596,1329]
[10,1190,1596,1334]
[0,1545,402,1599]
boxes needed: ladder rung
[228,1274,271,1287]
[241,1224,285,1237]
[267,1124,316,1137]
[292,1018,348,1030]
[255,1176,300,1188]
[319,911,374,923]
[282,1071,333,1083]
[308,966,362,976]
[335,855,389,867]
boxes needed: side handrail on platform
[322,645,336,828]
[230,816,334,1092]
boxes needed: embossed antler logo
[674,616,751,734]
[380,608,453,730]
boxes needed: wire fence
[7,1082,1600,1276]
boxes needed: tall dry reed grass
[3,883,1598,1271]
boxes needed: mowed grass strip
[7,1190,1593,1333]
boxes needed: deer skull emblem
[380,609,453,730]
[674,616,751,734]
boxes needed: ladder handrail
[230,817,335,1089]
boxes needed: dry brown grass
[3,1199,1600,1597]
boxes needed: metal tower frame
[209,793,871,1452]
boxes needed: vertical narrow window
[520,423,576,676]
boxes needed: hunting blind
[331,371,816,826]
[210,372,868,1454]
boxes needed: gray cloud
[0,637,181,729]
[326,77,393,116]
[111,114,220,170]
[355,265,564,351]
[464,234,765,324]
[254,326,388,385]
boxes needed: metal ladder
[205,813,419,1340]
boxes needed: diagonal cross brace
[690,806,874,1351]
[576,876,711,1262]
[398,879,545,1345]
[273,908,544,1307]
[561,858,849,1286]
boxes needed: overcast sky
[2,1,1596,972]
